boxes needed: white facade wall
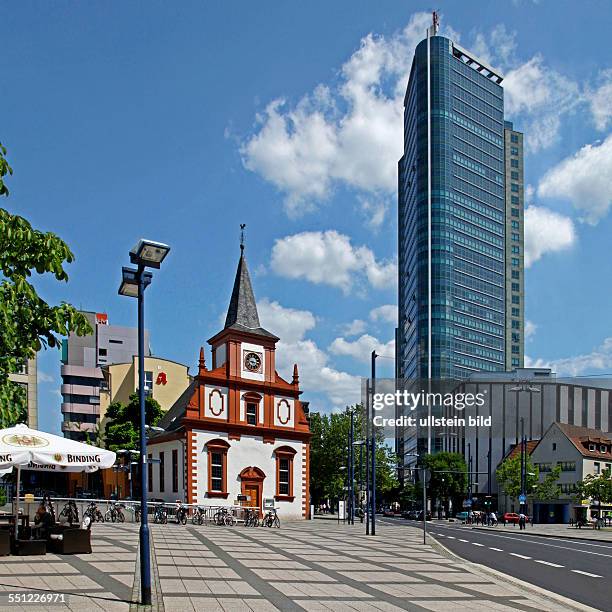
[192,429,305,520]
[148,439,186,503]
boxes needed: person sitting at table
[34,503,54,539]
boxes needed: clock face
[244,351,262,372]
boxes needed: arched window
[206,439,230,498]
[274,445,297,501]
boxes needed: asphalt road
[381,518,612,611]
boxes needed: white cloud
[257,298,316,343]
[257,299,361,408]
[241,12,434,216]
[524,205,576,267]
[525,320,537,341]
[270,230,396,293]
[341,319,367,337]
[329,334,395,363]
[359,197,388,231]
[587,69,612,131]
[503,56,582,152]
[369,304,398,324]
[537,134,612,225]
[526,337,612,377]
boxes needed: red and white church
[147,245,311,519]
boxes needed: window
[512,345,519,354]
[511,195,519,204]
[512,246,520,254]
[558,461,575,472]
[108,339,123,344]
[511,147,519,155]
[98,348,107,357]
[511,159,519,168]
[148,453,153,492]
[511,208,519,217]
[246,402,257,425]
[512,282,520,292]
[512,233,520,242]
[589,443,596,452]
[600,445,607,453]
[512,333,520,343]
[511,133,519,144]
[512,296,520,305]
[511,221,519,230]
[512,320,520,329]
[159,452,165,492]
[511,183,519,193]
[144,371,153,396]
[511,171,519,180]
[512,258,520,266]
[512,308,520,317]
[552,443,557,451]
[206,439,230,497]
[511,358,520,367]
[172,449,178,493]
[594,462,601,474]
[512,270,520,279]
[274,446,297,500]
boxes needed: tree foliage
[104,392,164,451]
[575,469,612,506]
[422,452,467,506]
[309,406,399,506]
[533,465,562,501]
[496,454,539,501]
[0,142,92,426]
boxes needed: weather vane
[240,223,246,251]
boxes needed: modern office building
[60,311,150,440]
[8,356,38,428]
[397,18,524,382]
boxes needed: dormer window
[589,443,596,452]
[600,445,607,454]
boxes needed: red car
[503,512,529,524]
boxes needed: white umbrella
[0,423,116,540]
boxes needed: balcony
[62,421,97,433]
[61,403,100,417]
[61,364,103,378]
[61,384,100,397]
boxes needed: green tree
[422,452,468,511]
[575,468,612,511]
[0,142,91,427]
[104,393,164,451]
[496,454,539,502]
[533,465,562,501]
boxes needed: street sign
[462,499,472,508]
[518,494,526,504]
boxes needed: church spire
[222,226,277,340]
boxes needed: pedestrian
[491,511,498,526]
[519,511,526,530]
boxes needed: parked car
[455,511,469,521]
[401,510,419,520]
[416,510,432,521]
[383,508,396,517]
[503,512,529,524]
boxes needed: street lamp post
[371,350,378,536]
[118,238,170,606]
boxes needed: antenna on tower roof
[240,223,246,252]
[432,11,439,35]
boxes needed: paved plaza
[0,520,596,611]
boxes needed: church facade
[147,247,311,519]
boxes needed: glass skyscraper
[397,27,525,382]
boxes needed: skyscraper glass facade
[398,34,518,381]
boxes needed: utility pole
[349,409,354,525]
[365,382,370,535]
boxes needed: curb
[471,526,612,544]
[427,533,601,612]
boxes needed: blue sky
[2,1,612,433]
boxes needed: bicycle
[262,508,280,528]
[213,507,236,526]
[244,508,259,527]
[175,503,188,525]
[104,501,125,523]
[59,500,79,525]
[153,503,168,524]
[125,504,141,523]
[191,506,205,525]
[84,501,105,523]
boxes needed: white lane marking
[489,547,503,551]
[432,526,612,558]
[534,560,563,568]
[446,536,455,539]
[510,553,531,559]
[458,538,469,542]
[472,543,485,547]
[571,570,602,578]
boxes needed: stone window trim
[206,438,230,498]
[274,445,296,501]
